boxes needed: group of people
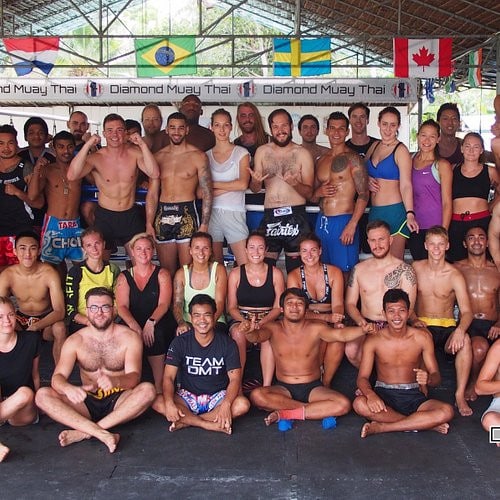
[1,95,500,461]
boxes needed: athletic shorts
[369,202,410,238]
[154,201,199,244]
[94,205,145,248]
[0,235,18,266]
[16,310,50,332]
[315,213,359,272]
[426,325,455,351]
[259,205,310,254]
[84,388,124,421]
[177,388,226,415]
[208,208,248,244]
[469,319,496,344]
[447,213,490,263]
[482,396,500,422]
[374,383,428,416]
[274,378,323,403]
[40,215,83,264]
[366,318,388,330]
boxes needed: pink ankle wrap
[278,407,305,421]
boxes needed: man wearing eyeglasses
[36,286,156,453]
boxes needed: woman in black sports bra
[227,232,285,387]
[287,233,344,387]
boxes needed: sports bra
[236,264,275,308]
[366,142,402,180]
[452,164,490,201]
[300,264,331,304]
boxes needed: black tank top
[452,164,490,201]
[236,264,275,308]
[123,266,168,328]
[300,264,331,304]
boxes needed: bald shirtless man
[242,288,374,427]
[250,109,314,272]
[0,230,66,363]
[141,104,165,153]
[312,111,369,276]
[35,287,156,453]
[146,112,213,277]
[475,338,500,446]
[413,225,473,416]
[67,113,159,259]
[345,219,417,367]
[28,131,83,280]
[455,226,500,401]
[353,288,454,437]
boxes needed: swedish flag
[273,38,331,77]
[135,37,197,77]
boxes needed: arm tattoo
[173,279,185,323]
[384,263,416,289]
[352,159,369,201]
[198,161,213,226]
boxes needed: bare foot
[169,421,189,432]
[361,422,381,438]
[264,411,280,426]
[465,385,478,402]
[200,420,232,434]
[456,398,473,417]
[0,442,10,462]
[100,432,120,453]
[58,429,91,447]
[431,423,450,435]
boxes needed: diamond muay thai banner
[0,78,418,104]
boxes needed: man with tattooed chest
[36,287,155,453]
[249,109,314,272]
[345,220,417,367]
[312,112,369,278]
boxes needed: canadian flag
[394,38,452,78]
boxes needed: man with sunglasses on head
[36,287,156,454]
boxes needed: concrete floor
[1,345,498,499]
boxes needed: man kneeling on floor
[153,294,250,434]
[353,289,454,437]
[242,288,374,427]
[35,287,156,453]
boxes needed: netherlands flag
[3,37,60,76]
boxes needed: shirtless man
[68,113,159,259]
[297,114,329,165]
[345,220,417,367]
[353,289,454,437]
[243,288,374,426]
[35,287,156,453]
[250,108,314,272]
[475,338,500,446]
[146,112,212,277]
[412,225,474,416]
[153,294,249,434]
[312,111,369,276]
[0,231,65,363]
[67,111,91,154]
[141,104,165,153]
[345,103,378,157]
[455,226,500,401]
[28,131,83,279]
[0,296,40,462]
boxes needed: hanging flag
[444,76,456,93]
[468,49,482,88]
[273,38,331,77]
[2,37,60,76]
[134,37,197,77]
[393,38,452,78]
[424,79,435,103]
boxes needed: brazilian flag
[135,37,197,77]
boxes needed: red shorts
[0,236,18,266]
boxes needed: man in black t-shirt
[0,296,40,462]
[153,294,250,434]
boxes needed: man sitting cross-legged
[242,288,374,427]
[153,294,249,434]
[35,287,156,453]
[353,289,454,437]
